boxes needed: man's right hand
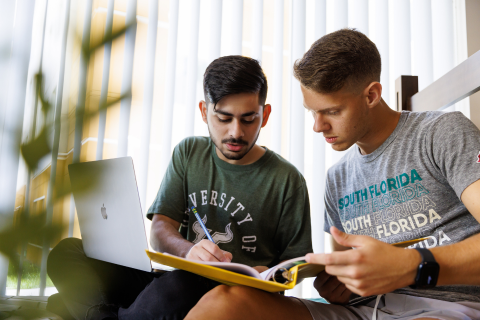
[314,271,352,304]
[186,239,233,262]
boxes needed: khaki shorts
[296,293,480,320]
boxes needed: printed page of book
[161,253,262,279]
[260,257,307,281]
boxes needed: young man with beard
[184,29,480,320]
[46,55,312,320]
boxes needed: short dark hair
[293,28,381,93]
[203,55,268,109]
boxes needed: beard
[208,125,261,161]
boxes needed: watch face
[417,262,440,288]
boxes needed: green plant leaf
[20,128,51,170]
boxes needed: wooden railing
[396,49,480,112]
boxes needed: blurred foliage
[20,74,52,170]
[0,18,135,319]
[7,254,54,290]
[0,210,62,269]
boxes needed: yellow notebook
[145,237,425,293]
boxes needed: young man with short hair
[185,29,480,320]
[47,56,313,320]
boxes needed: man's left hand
[305,226,421,296]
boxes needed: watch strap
[410,248,439,289]
[414,248,436,263]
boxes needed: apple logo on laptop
[101,204,108,220]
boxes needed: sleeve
[146,141,188,222]
[324,170,345,234]
[427,112,480,199]
[274,179,313,261]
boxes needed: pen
[191,206,214,243]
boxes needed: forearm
[150,218,193,258]
[389,233,480,289]
[431,232,480,286]
[404,181,480,287]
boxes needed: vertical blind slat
[138,0,159,211]
[411,0,433,91]
[184,0,201,138]
[72,0,94,164]
[252,0,264,63]
[314,0,326,37]
[68,0,94,237]
[230,0,243,55]
[333,0,348,31]
[392,0,411,83]
[159,0,179,178]
[96,0,115,160]
[0,0,17,154]
[117,0,138,157]
[270,0,284,155]
[375,0,390,105]
[348,0,368,36]
[289,0,306,174]
[207,0,222,62]
[432,0,455,81]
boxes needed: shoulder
[265,150,307,186]
[174,136,211,155]
[406,111,480,141]
[429,110,476,128]
[176,136,210,149]
[170,137,212,166]
[405,110,474,130]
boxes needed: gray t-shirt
[324,111,480,303]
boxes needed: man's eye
[242,118,255,124]
[328,111,339,115]
[218,117,231,123]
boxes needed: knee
[186,285,253,319]
[199,285,253,309]
[47,238,83,278]
[157,270,216,295]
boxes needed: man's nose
[313,114,330,133]
[229,119,244,138]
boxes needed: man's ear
[365,82,382,108]
[199,100,208,124]
[261,104,272,128]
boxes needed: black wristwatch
[409,248,440,289]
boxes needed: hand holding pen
[185,206,233,263]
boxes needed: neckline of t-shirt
[355,111,410,163]
[211,141,273,171]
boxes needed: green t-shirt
[147,137,313,267]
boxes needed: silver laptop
[68,157,164,272]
